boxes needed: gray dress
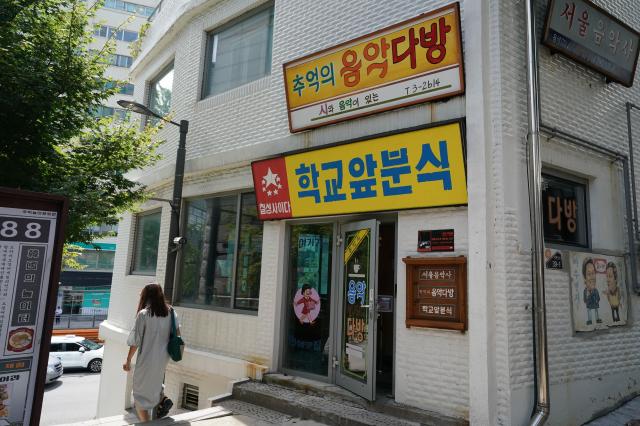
[127,308,178,410]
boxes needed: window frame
[130,209,162,276]
[146,62,174,124]
[542,169,591,251]
[94,25,138,42]
[200,3,274,100]
[103,0,154,16]
[175,190,262,315]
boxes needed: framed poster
[569,251,628,332]
[0,188,67,426]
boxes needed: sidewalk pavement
[57,393,640,426]
[585,395,640,426]
[57,406,327,426]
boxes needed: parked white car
[50,335,103,373]
[46,355,63,383]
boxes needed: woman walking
[123,283,178,421]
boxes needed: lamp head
[117,100,156,116]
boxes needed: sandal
[155,396,173,419]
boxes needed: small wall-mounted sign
[542,173,588,247]
[544,248,564,270]
[542,0,640,87]
[418,229,454,252]
[377,295,394,313]
[402,256,467,331]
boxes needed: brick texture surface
[396,208,469,419]
[101,0,640,423]
[491,0,640,424]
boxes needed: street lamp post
[118,100,188,303]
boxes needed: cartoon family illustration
[574,253,625,331]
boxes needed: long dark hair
[137,283,169,317]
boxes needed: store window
[542,173,589,248]
[131,211,161,275]
[178,192,263,311]
[202,5,274,98]
[148,64,174,121]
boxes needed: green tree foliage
[0,0,163,243]
[62,244,86,270]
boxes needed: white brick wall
[102,0,480,419]
[490,0,640,425]
[98,0,640,424]
[395,208,469,419]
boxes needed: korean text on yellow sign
[284,122,467,217]
[283,3,464,131]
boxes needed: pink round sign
[293,287,321,324]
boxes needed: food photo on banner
[569,251,628,332]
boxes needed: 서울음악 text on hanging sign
[282,3,465,132]
[542,0,640,87]
[250,121,467,220]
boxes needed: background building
[52,0,160,331]
[87,0,158,120]
[56,225,118,330]
[97,0,640,425]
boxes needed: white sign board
[0,207,58,425]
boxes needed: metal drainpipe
[627,102,640,241]
[525,0,550,425]
[622,158,640,294]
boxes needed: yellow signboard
[283,3,464,132]
[251,121,467,220]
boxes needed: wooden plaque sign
[402,256,467,331]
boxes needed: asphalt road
[40,368,102,425]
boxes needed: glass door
[336,219,379,400]
[283,223,334,378]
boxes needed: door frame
[279,218,339,384]
[335,219,379,401]
[277,214,397,393]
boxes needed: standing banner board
[283,3,465,132]
[251,120,467,220]
[542,0,640,87]
[0,188,67,426]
